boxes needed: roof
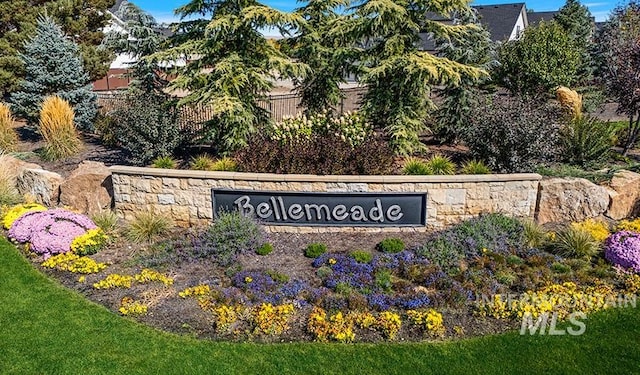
[474,3,527,41]
[527,11,558,26]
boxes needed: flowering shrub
[70,228,108,256]
[570,219,610,242]
[41,252,107,274]
[9,208,97,258]
[119,297,148,316]
[407,309,445,337]
[179,284,211,298]
[93,274,135,289]
[616,219,640,233]
[134,269,174,286]
[475,282,617,320]
[251,303,295,335]
[605,231,640,272]
[1,203,47,229]
[271,111,372,147]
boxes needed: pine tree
[290,0,354,114]
[433,9,496,144]
[153,0,308,153]
[0,0,114,98]
[554,0,595,82]
[10,16,97,131]
[340,0,488,154]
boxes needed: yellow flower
[245,276,253,283]
[328,258,337,265]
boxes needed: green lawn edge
[1,237,638,375]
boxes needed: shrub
[256,243,274,256]
[39,96,82,161]
[402,157,432,175]
[151,156,178,169]
[419,214,525,271]
[189,154,215,171]
[350,250,373,263]
[305,243,327,258]
[200,211,263,266]
[0,103,18,152]
[376,238,405,253]
[425,154,456,175]
[8,208,97,257]
[236,132,394,175]
[560,115,616,167]
[605,231,640,272]
[94,113,118,147]
[212,157,237,172]
[463,95,563,172]
[552,226,601,260]
[125,210,173,243]
[460,159,491,175]
[111,92,181,166]
[271,111,373,147]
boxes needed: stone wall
[110,166,541,232]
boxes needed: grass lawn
[1,236,638,375]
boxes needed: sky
[133,0,618,25]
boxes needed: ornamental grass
[0,102,18,152]
[39,96,82,161]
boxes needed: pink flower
[8,209,97,258]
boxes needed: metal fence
[96,87,367,137]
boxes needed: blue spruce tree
[11,16,97,131]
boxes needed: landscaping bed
[3,202,640,344]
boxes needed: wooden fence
[96,87,367,138]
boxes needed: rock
[0,155,41,186]
[59,161,113,214]
[16,168,64,206]
[605,170,640,220]
[535,177,610,225]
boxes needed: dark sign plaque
[212,189,427,227]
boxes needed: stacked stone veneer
[110,166,541,232]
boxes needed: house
[93,0,133,91]
[526,10,559,27]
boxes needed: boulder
[535,177,610,225]
[605,170,640,220]
[16,168,63,206]
[0,155,41,186]
[59,161,113,214]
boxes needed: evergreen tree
[554,0,595,82]
[103,1,168,93]
[433,9,496,144]
[11,16,97,131]
[290,0,354,114]
[340,0,487,154]
[154,0,308,153]
[495,21,581,96]
[0,0,114,98]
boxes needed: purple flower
[605,231,640,273]
[8,209,97,258]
